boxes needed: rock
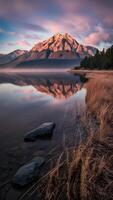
[12,157,45,186]
[24,122,56,142]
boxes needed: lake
[0,71,86,194]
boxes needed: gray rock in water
[12,157,45,186]
[24,122,56,142]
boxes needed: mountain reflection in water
[0,72,87,186]
[0,72,83,100]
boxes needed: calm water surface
[0,72,86,185]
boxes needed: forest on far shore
[80,45,113,69]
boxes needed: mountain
[0,33,97,68]
[0,73,82,100]
[34,81,82,100]
[31,33,97,59]
[0,50,27,65]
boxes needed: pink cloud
[16,40,31,47]
[64,15,90,33]
[42,14,90,37]
[104,16,113,27]
[43,21,63,33]
[1,0,113,53]
[84,26,110,46]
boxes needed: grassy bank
[19,74,113,200]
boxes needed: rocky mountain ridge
[0,33,97,67]
[0,50,28,65]
[31,33,97,59]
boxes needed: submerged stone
[24,122,56,142]
[12,157,45,186]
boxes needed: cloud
[0,0,113,52]
[0,28,16,36]
[16,22,48,33]
[16,40,31,47]
[20,33,41,40]
[0,27,41,41]
[84,26,110,46]
[7,40,31,47]
[7,42,15,46]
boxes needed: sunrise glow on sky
[0,0,113,54]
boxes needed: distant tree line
[80,45,113,69]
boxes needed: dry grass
[86,76,113,138]
[19,74,113,200]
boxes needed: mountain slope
[0,50,27,65]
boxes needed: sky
[0,0,113,54]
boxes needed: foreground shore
[1,71,113,200]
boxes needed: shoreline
[1,68,113,77]
[71,69,113,79]
[71,69,113,73]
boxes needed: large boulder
[24,122,56,142]
[12,157,45,186]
